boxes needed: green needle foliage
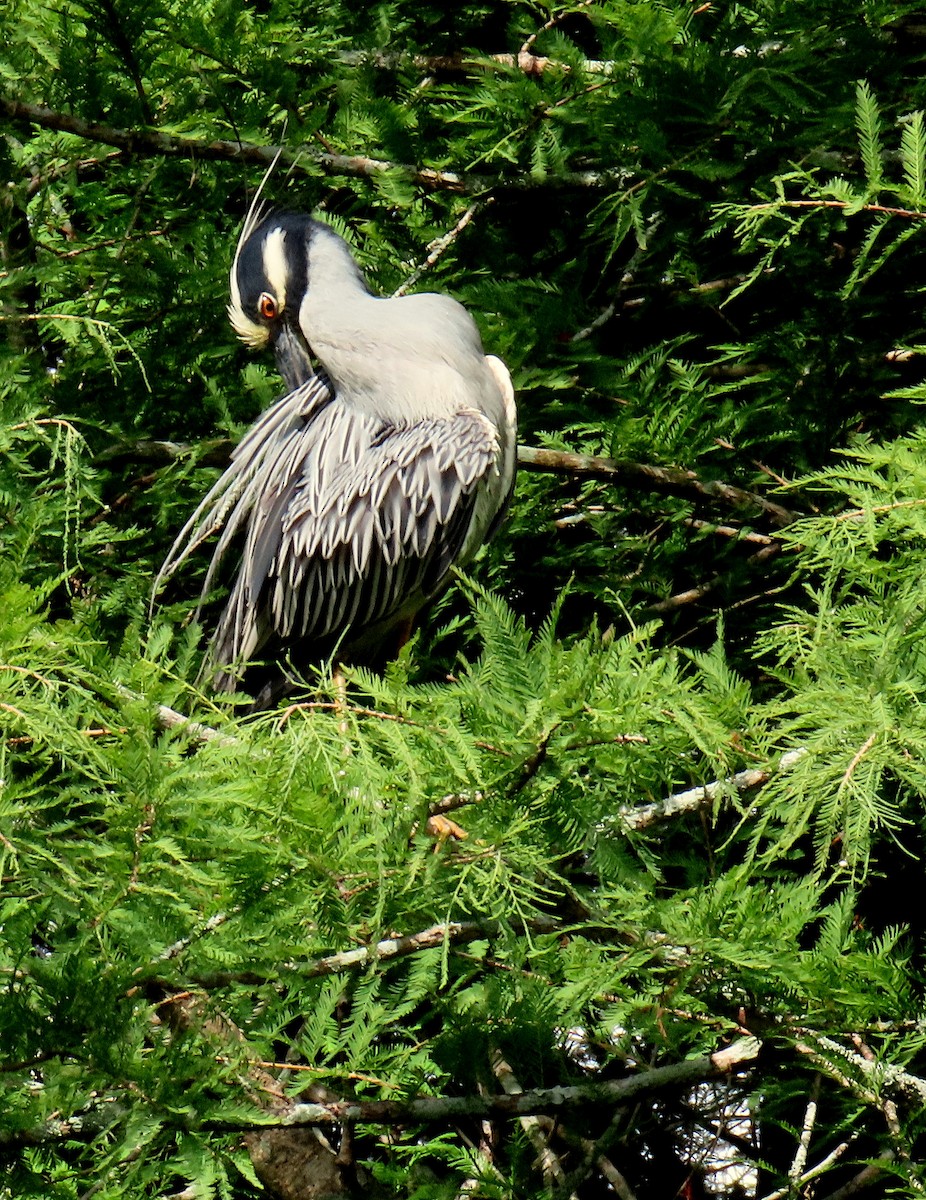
[3,0,926,1196]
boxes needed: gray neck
[298,225,490,425]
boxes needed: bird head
[227,211,321,394]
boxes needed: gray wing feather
[210,398,500,677]
[151,374,334,605]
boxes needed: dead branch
[151,700,240,747]
[0,1107,130,1150]
[517,445,800,527]
[96,437,802,527]
[95,436,236,468]
[393,199,490,296]
[338,49,619,76]
[646,542,783,615]
[520,0,596,57]
[0,1037,761,1150]
[617,748,808,831]
[175,916,559,990]
[816,1151,895,1200]
[749,198,926,222]
[683,518,776,545]
[202,1035,762,1128]
[809,1035,926,1107]
[491,1049,577,1196]
[0,95,632,194]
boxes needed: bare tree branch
[339,48,620,77]
[492,1049,577,1195]
[172,917,559,990]
[95,436,236,468]
[645,542,784,615]
[816,1151,895,1200]
[97,437,802,527]
[204,1035,762,1128]
[0,1038,761,1150]
[517,445,800,527]
[0,96,632,194]
[393,199,490,296]
[618,748,808,831]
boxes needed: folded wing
[159,372,504,688]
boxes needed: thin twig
[149,911,234,965]
[152,700,240,747]
[582,1144,638,1200]
[816,1151,895,1200]
[646,542,783,615]
[95,435,803,528]
[393,200,489,296]
[851,1036,925,1193]
[339,48,620,76]
[172,917,560,989]
[683,518,775,546]
[810,1035,926,1106]
[788,1074,821,1194]
[492,1050,577,1196]
[839,733,878,790]
[520,0,597,56]
[750,198,926,221]
[759,1138,854,1200]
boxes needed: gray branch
[0,1038,760,1148]
[209,1036,761,1128]
[176,917,558,989]
[340,49,619,76]
[618,748,808,831]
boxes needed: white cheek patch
[227,268,257,346]
[226,301,267,348]
[262,227,288,314]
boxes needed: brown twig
[101,438,799,527]
[816,1151,895,1200]
[339,49,619,76]
[520,0,596,55]
[517,445,800,527]
[683,518,775,546]
[24,151,124,200]
[750,198,926,221]
[95,436,237,468]
[645,542,783,615]
[508,723,561,796]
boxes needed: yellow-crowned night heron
[158,207,516,698]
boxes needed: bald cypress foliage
[2,2,926,1196]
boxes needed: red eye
[259,292,278,320]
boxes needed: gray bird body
[158,213,516,693]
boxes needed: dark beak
[272,319,315,394]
